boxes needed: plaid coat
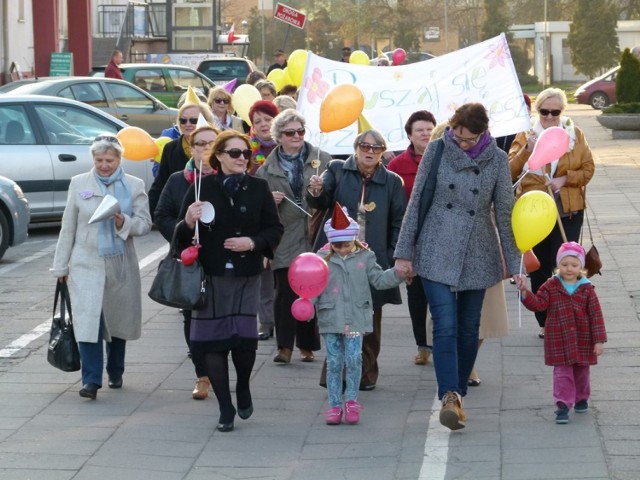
[522,277,606,366]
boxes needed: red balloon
[523,250,541,273]
[291,297,315,322]
[288,253,329,298]
[392,48,406,65]
[180,245,200,266]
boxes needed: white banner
[297,34,530,155]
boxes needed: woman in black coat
[175,130,283,432]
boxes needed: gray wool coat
[394,132,520,291]
[51,170,152,343]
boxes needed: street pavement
[0,104,638,480]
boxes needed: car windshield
[200,61,250,79]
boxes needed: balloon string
[518,253,524,329]
[193,158,203,245]
[283,195,312,217]
[512,170,530,190]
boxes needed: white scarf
[523,116,576,178]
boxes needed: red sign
[274,3,306,29]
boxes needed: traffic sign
[274,3,306,29]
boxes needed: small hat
[556,241,585,267]
[182,86,203,107]
[324,202,359,243]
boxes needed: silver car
[0,175,30,260]
[0,95,153,223]
[4,77,178,137]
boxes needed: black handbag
[148,245,207,310]
[47,282,81,372]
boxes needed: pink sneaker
[325,406,343,425]
[344,400,363,425]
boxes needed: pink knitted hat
[556,242,586,267]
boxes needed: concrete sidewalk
[0,105,638,480]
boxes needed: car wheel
[0,209,9,261]
[589,92,610,109]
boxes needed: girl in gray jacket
[315,204,407,425]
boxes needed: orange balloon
[116,126,159,161]
[319,84,365,133]
[523,249,540,273]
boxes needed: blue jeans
[421,278,485,399]
[78,318,126,387]
[323,333,363,407]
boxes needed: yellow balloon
[349,50,370,66]
[153,136,173,163]
[319,84,365,133]
[282,67,294,86]
[116,126,159,161]
[233,84,262,125]
[267,68,287,92]
[511,190,557,253]
[287,49,308,87]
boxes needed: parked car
[575,66,619,109]
[0,95,152,222]
[4,77,178,137]
[0,175,30,260]
[197,57,257,87]
[91,63,215,107]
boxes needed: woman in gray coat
[52,135,152,400]
[394,103,525,430]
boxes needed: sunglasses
[358,142,385,154]
[282,128,306,137]
[213,98,231,105]
[93,135,121,145]
[539,108,562,117]
[221,148,252,159]
[179,117,199,125]
[452,132,480,146]
[193,140,215,147]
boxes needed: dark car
[197,57,257,87]
[0,175,30,260]
[575,66,619,109]
[5,77,178,136]
[92,63,215,108]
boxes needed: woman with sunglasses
[52,135,152,400]
[154,124,220,401]
[207,87,244,133]
[174,130,283,432]
[509,88,595,339]
[256,109,332,364]
[148,101,214,220]
[307,129,406,391]
[394,103,524,430]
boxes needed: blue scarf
[93,167,133,258]
[277,143,307,202]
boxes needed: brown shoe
[299,349,315,362]
[273,348,292,364]
[192,376,210,400]
[439,391,466,430]
[414,349,431,365]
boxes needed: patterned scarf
[220,172,246,199]
[183,158,215,185]
[249,128,277,166]
[277,144,308,202]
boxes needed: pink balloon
[527,126,570,171]
[180,245,200,266]
[291,297,315,322]
[288,253,329,299]
[392,48,406,65]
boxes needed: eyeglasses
[357,142,385,154]
[179,117,199,125]
[282,128,306,137]
[93,135,121,145]
[193,140,215,148]
[221,148,252,159]
[213,98,231,105]
[538,108,562,117]
[452,132,480,146]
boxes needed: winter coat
[256,142,332,269]
[148,136,190,220]
[387,144,422,201]
[509,126,595,214]
[521,276,606,366]
[394,131,520,291]
[314,245,404,334]
[154,170,193,243]
[51,170,152,343]
[174,173,283,277]
[306,156,406,308]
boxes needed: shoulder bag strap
[580,186,595,245]
[416,139,444,237]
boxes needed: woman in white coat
[52,135,152,400]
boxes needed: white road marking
[0,244,169,358]
[419,393,450,479]
[0,244,56,276]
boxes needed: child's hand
[594,343,604,356]
[512,273,528,292]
